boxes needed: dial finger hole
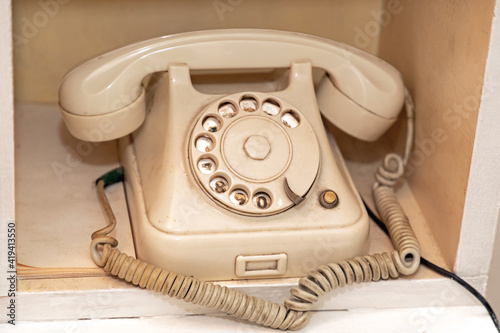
[195,135,215,152]
[202,116,221,132]
[229,189,249,206]
[197,157,217,175]
[239,96,258,112]
[262,99,281,116]
[281,111,300,128]
[210,176,229,194]
[218,102,238,118]
[253,192,272,209]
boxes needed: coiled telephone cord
[91,89,420,330]
[91,154,419,330]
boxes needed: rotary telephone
[59,29,420,330]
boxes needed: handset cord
[363,201,500,332]
[90,89,496,331]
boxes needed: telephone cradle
[59,29,420,330]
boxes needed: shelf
[3,306,498,333]
[14,103,484,324]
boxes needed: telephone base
[117,61,370,281]
[119,134,369,280]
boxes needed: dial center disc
[221,116,292,182]
[188,92,320,216]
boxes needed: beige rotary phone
[59,30,420,330]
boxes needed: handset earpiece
[317,74,402,141]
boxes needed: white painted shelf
[1,306,497,333]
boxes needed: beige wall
[378,0,495,268]
[13,0,383,103]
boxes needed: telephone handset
[59,29,404,142]
[59,29,420,330]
